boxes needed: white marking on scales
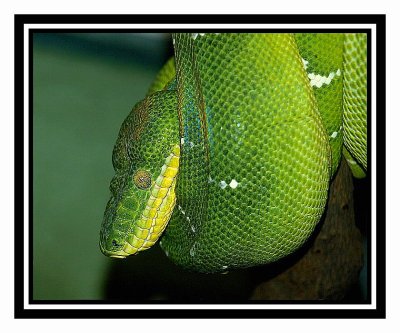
[178,205,186,215]
[191,33,220,40]
[229,179,239,189]
[302,58,309,70]
[178,204,192,223]
[307,68,341,88]
[190,242,197,257]
[219,179,240,189]
[191,33,201,40]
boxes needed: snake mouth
[99,240,129,259]
[109,255,126,259]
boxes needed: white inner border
[24,23,377,310]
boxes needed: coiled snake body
[99,33,367,273]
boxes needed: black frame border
[15,14,386,319]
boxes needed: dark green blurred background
[32,33,265,301]
[33,33,169,300]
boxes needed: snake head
[99,90,179,258]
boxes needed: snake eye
[133,170,152,190]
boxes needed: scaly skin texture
[295,33,344,176]
[99,91,179,257]
[100,33,367,273]
[342,33,367,171]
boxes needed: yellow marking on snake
[122,144,180,255]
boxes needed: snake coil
[100,33,367,273]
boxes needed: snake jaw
[120,145,180,256]
[99,240,128,259]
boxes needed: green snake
[99,33,367,273]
